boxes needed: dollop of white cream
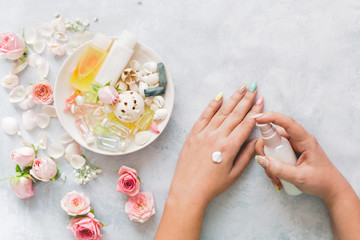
[212,151,223,163]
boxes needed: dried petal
[59,133,73,144]
[1,117,18,135]
[42,105,57,117]
[64,142,82,162]
[36,131,48,149]
[36,58,49,79]
[71,31,93,43]
[51,17,66,33]
[49,44,66,56]
[64,40,80,55]
[18,97,35,110]
[33,39,47,54]
[11,59,29,74]
[53,32,68,42]
[47,143,64,159]
[22,110,37,130]
[39,23,54,37]
[9,85,26,103]
[36,113,50,129]
[70,155,86,169]
[28,53,41,68]
[1,73,19,89]
[24,27,38,44]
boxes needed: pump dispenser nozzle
[256,123,281,148]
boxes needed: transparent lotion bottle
[256,123,302,196]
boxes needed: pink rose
[32,80,54,105]
[30,157,57,182]
[0,32,25,60]
[67,213,104,240]
[125,192,155,223]
[11,147,36,167]
[10,176,34,199]
[98,86,119,104]
[61,191,91,216]
[117,166,140,196]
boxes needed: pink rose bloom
[32,80,54,105]
[61,191,91,216]
[98,86,119,104]
[11,147,36,167]
[0,32,25,60]
[117,166,140,196]
[125,192,155,223]
[67,213,104,240]
[30,157,57,182]
[10,176,34,199]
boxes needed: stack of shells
[69,60,168,152]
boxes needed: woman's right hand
[253,111,352,203]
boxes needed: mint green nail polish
[249,81,257,92]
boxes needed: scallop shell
[1,73,19,89]
[9,85,26,103]
[48,143,64,159]
[153,109,168,121]
[144,97,153,106]
[116,81,128,91]
[143,62,157,74]
[150,103,159,111]
[1,117,19,135]
[153,96,165,108]
[141,73,159,86]
[138,81,148,97]
[130,60,141,71]
[134,131,152,146]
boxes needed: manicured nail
[255,155,269,168]
[269,179,281,193]
[214,92,223,101]
[256,96,264,105]
[251,113,264,119]
[248,81,257,92]
[239,84,247,93]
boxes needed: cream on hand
[256,123,302,196]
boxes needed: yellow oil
[69,45,108,92]
[107,112,134,129]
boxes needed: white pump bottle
[256,123,302,196]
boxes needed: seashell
[18,97,35,110]
[121,68,138,85]
[59,133,73,144]
[143,62,157,74]
[144,97,153,106]
[134,131,152,146]
[153,96,165,108]
[138,81,148,97]
[1,117,19,135]
[22,110,37,130]
[33,39,47,54]
[129,83,139,93]
[24,27,38,45]
[36,113,50,129]
[39,23,54,37]
[11,59,28,74]
[116,80,128,91]
[42,105,57,117]
[70,155,86,169]
[65,142,82,162]
[9,85,26,103]
[130,60,141,71]
[36,131,48,149]
[153,108,168,121]
[141,73,159,86]
[150,103,159,111]
[1,73,19,89]
[48,143,64,159]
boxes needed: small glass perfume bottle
[134,109,155,133]
[93,122,113,136]
[101,118,131,139]
[71,104,98,115]
[96,135,128,152]
[83,91,98,103]
[75,116,96,144]
[84,105,112,125]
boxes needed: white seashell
[36,113,50,129]
[150,103,159,111]
[60,133,73,144]
[129,83,139,93]
[138,81,148,97]
[154,108,168,121]
[36,131,48,149]
[9,85,26,103]
[144,97,153,106]
[121,68,137,85]
[33,39,47,54]
[39,23,54,37]
[65,142,82,162]
[134,131,152,146]
[1,73,19,89]
[48,143,64,159]
[142,73,159,86]
[130,60,141,71]
[24,27,38,45]
[22,110,37,130]
[18,97,35,110]
[143,62,157,74]
[153,96,165,108]
[1,117,18,135]
[42,105,57,117]
[11,59,28,74]
[116,81,128,91]
[70,155,86,169]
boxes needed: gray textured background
[1,0,360,239]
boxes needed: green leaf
[137,176,144,184]
[90,208,95,215]
[105,81,111,86]
[19,55,25,63]
[96,97,99,103]
[91,84,100,92]
[99,221,106,227]
[21,174,35,182]
[12,176,20,185]
[50,168,61,181]
[69,215,73,220]
[22,167,31,174]
[16,165,22,173]
[30,144,38,157]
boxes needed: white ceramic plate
[54,41,174,155]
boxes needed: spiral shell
[143,62,158,74]
[141,73,159,86]
[138,81,148,98]
[153,109,168,121]
[134,131,152,146]
[153,96,164,108]
[150,103,159,111]
[121,68,138,85]
[144,97,153,106]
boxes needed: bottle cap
[115,30,137,49]
[92,33,112,51]
[256,123,281,148]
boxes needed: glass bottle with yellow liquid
[69,33,112,92]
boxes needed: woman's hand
[155,83,263,240]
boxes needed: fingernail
[251,113,264,119]
[256,96,264,105]
[275,185,280,193]
[269,179,281,193]
[214,92,223,101]
[255,155,269,168]
[248,81,257,92]
[239,84,247,93]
